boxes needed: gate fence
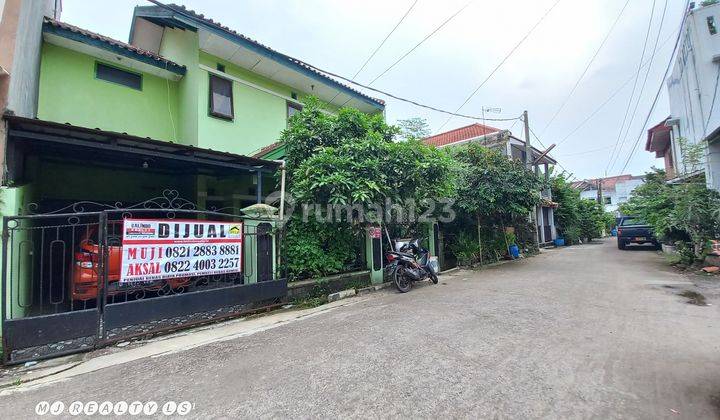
[1,192,286,364]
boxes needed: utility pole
[597,178,604,211]
[523,110,531,169]
[523,110,540,247]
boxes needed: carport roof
[3,115,280,183]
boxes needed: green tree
[292,131,453,211]
[576,199,604,241]
[279,97,454,279]
[450,142,542,253]
[551,174,608,244]
[621,168,720,260]
[397,117,431,140]
[550,174,580,235]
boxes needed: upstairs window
[95,63,142,90]
[287,101,303,120]
[708,16,717,35]
[209,74,233,120]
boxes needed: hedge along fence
[441,215,538,268]
[276,99,453,282]
[274,98,547,278]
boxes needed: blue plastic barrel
[509,244,520,259]
[554,238,565,247]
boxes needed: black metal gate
[1,192,286,364]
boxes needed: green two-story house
[0,2,386,363]
[2,2,385,216]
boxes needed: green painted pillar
[365,225,384,284]
[243,218,277,284]
[427,222,439,257]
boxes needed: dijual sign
[120,219,243,283]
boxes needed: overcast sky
[60,0,686,180]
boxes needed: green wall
[36,29,380,157]
[37,43,180,142]
[158,27,199,147]
[196,51,343,156]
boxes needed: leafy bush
[449,232,482,266]
[282,218,360,280]
[563,226,581,245]
[622,168,720,260]
[279,98,454,279]
[447,142,543,261]
[551,174,607,243]
[577,199,604,241]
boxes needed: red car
[71,223,190,302]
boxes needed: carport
[1,115,285,364]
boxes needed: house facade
[646,1,720,191]
[424,123,559,245]
[572,175,644,214]
[1,3,385,217]
[0,2,385,364]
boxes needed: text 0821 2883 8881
[120,219,243,283]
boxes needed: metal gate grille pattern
[1,192,286,364]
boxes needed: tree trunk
[477,213,484,266]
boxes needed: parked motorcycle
[386,238,439,293]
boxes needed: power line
[555,29,677,147]
[367,1,473,85]
[555,145,616,157]
[527,125,577,178]
[608,0,668,174]
[354,0,418,80]
[435,0,562,133]
[617,0,689,175]
[604,0,658,174]
[541,0,630,134]
[704,64,720,132]
[295,60,521,121]
[328,0,418,106]
[149,0,519,122]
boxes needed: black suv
[617,216,660,250]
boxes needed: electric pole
[523,110,540,247]
[523,110,531,169]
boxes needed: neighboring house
[0,2,385,215]
[424,123,559,245]
[571,174,644,214]
[645,117,677,179]
[0,0,61,212]
[646,1,720,191]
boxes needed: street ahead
[2,239,719,419]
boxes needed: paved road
[3,239,720,419]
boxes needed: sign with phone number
[120,219,243,283]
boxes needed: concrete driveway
[2,238,719,419]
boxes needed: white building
[572,175,644,214]
[647,1,720,191]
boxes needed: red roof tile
[423,123,501,147]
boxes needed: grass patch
[290,296,328,309]
[679,290,708,306]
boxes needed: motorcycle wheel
[394,266,412,293]
[430,271,439,284]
